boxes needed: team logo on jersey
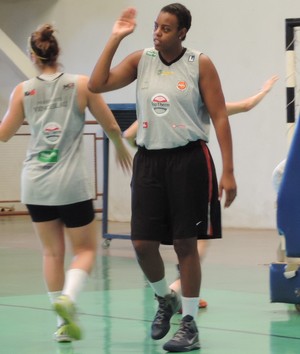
[43,122,62,144]
[24,89,36,96]
[142,121,149,128]
[38,149,59,163]
[188,55,195,62]
[63,82,75,90]
[146,50,157,57]
[157,69,174,76]
[151,94,170,116]
[177,81,187,91]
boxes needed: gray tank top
[136,48,211,149]
[21,73,93,205]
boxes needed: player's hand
[219,172,237,208]
[122,123,137,148]
[261,75,279,93]
[114,140,132,174]
[112,7,137,39]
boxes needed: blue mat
[277,116,300,257]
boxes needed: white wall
[1,0,299,228]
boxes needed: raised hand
[112,7,137,39]
[261,75,279,94]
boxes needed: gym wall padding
[277,115,300,257]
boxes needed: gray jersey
[136,48,211,150]
[21,73,93,205]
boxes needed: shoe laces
[153,296,173,322]
[154,301,168,320]
[57,324,69,335]
[60,328,68,335]
[172,321,193,342]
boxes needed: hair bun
[40,24,54,41]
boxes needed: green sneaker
[54,324,73,342]
[53,296,82,340]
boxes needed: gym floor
[1,215,300,354]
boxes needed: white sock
[62,269,88,303]
[149,278,171,297]
[169,279,182,295]
[181,296,199,319]
[48,291,64,327]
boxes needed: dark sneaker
[163,315,200,352]
[151,290,181,340]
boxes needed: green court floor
[1,216,300,354]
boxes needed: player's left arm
[199,54,237,207]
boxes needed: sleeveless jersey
[21,73,93,205]
[136,48,210,149]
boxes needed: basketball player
[88,4,236,351]
[0,24,131,342]
[122,75,278,310]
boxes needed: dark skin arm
[199,54,237,207]
[88,7,140,93]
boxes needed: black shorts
[26,199,95,228]
[131,141,221,245]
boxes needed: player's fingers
[224,189,237,208]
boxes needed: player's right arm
[122,120,138,147]
[0,84,25,142]
[88,7,141,93]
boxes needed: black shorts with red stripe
[131,140,221,245]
